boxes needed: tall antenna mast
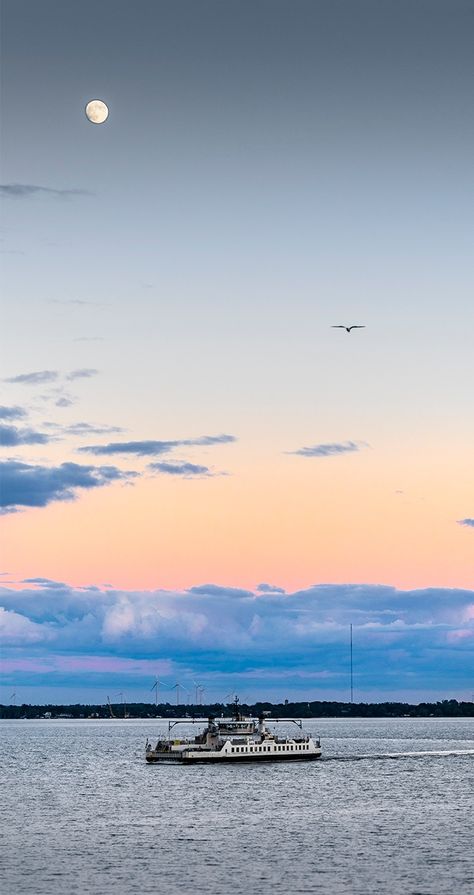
[350,624,354,704]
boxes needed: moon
[85,99,109,124]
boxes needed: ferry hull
[146,750,322,764]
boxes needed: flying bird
[331,325,366,333]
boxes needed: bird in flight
[331,325,366,333]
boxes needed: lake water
[1,718,473,894]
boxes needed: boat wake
[323,748,474,762]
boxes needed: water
[1,718,473,894]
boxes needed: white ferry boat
[145,702,321,764]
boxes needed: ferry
[145,701,321,764]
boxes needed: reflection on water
[1,718,473,895]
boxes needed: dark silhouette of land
[1,699,473,720]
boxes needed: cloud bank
[1,580,471,702]
[257,583,286,594]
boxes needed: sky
[1,0,473,704]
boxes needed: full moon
[85,99,109,124]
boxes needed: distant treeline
[1,699,473,720]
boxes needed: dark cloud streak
[288,441,367,458]
[79,434,237,457]
[0,424,50,447]
[0,406,27,420]
[5,370,59,385]
[66,369,99,381]
[43,421,124,437]
[148,461,215,477]
[0,460,137,510]
[0,183,91,199]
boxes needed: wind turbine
[171,682,185,706]
[10,690,16,707]
[199,686,206,706]
[114,691,128,718]
[150,678,166,707]
[193,680,202,705]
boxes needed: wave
[323,748,474,762]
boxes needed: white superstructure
[145,702,321,764]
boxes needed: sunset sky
[1,0,473,704]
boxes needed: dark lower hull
[146,751,322,765]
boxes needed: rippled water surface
[2,718,473,894]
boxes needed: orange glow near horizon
[3,446,472,592]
